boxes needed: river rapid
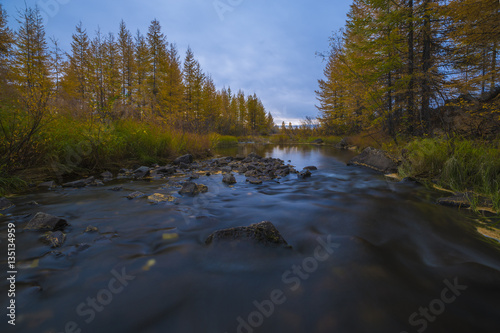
[1,144,499,333]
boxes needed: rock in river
[205,221,290,247]
[179,181,208,196]
[41,231,66,248]
[148,193,175,204]
[127,191,145,200]
[298,169,312,179]
[174,154,194,165]
[347,147,399,174]
[24,212,68,231]
[222,173,237,184]
[0,197,14,211]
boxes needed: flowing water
[1,145,500,333]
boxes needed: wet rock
[85,226,99,233]
[127,191,145,200]
[25,212,68,231]
[178,181,208,196]
[109,186,123,192]
[205,221,289,247]
[133,166,151,178]
[335,137,350,149]
[298,170,312,179]
[222,173,237,184]
[41,231,66,248]
[0,197,14,211]
[148,193,175,204]
[38,181,56,189]
[154,166,176,176]
[188,173,200,180]
[311,138,323,144]
[174,154,194,165]
[245,170,260,178]
[347,147,399,174]
[246,177,263,185]
[101,171,113,180]
[303,166,318,171]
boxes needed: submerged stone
[0,197,14,211]
[41,231,66,248]
[205,221,290,247]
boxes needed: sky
[2,0,352,124]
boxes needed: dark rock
[220,166,232,173]
[101,171,113,180]
[237,165,248,174]
[205,221,289,247]
[25,212,68,231]
[127,191,145,200]
[41,231,66,248]
[174,154,194,165]
[178,181,208,196]
[244,170,260,178]
[109,186,123,191]
[154,166,176,176]
[133,166,151,178]
[347,147,399,174]
[303,166,318,171]
[179,162,191,169]
[222,173,237,184]
[0,197,14,211]
[246,177,263,185]
[311,138,323,144]
[38,181,56,189]
[298,170,312,179]
[336,137,350,149]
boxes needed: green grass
[211,134,239,147]
[0,174,26,196]
[399,138,500,210]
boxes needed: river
[1,144,499,333]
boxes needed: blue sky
[2,0,351,124]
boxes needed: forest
[316,0,499,139]
[0,5,274,186]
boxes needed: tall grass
[0,115,212,193]
[400,138,500,210]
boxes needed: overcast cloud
[2,0,351,124]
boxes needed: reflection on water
[1,145,499,333]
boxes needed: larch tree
[117,20,135,107]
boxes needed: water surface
[1,145,499,333]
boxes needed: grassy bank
[0,115,214,194]
[398,138,500,211]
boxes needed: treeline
[316,0,499,138]
[0,5,274,172]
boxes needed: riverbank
[0,117,216,196]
